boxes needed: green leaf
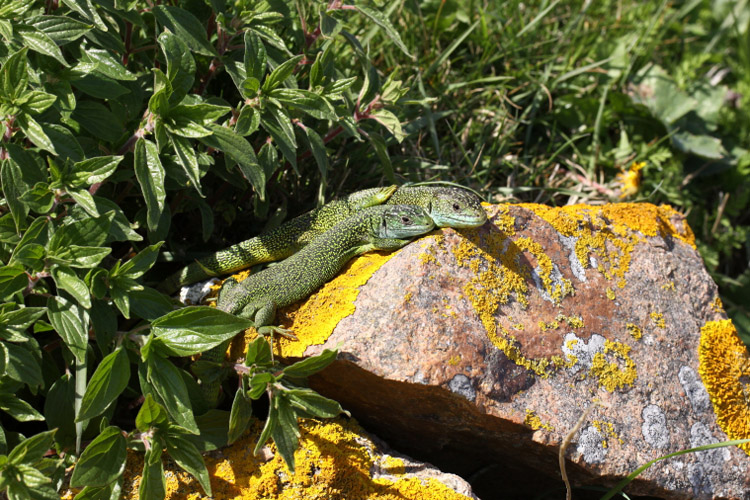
[71,101,123,143]
[262,55,303,93]
[369,108,405,142]
[116,242,163,279]
[15,114,56,154]
[262,111,297,172]
[2,307,46,331]
[7,429,55,465]
[146,355,199,434]
[71,483,120,500]
[128,287,174,322]
[51,265,91,308]
[287,388,347,418]
[67,188,100,218]
[245,336,272,366]
[139,447,166,500]
[248,372,273,400]
[152,6,218,57]
[671,129,725,159]
[270,88,337,121]
[0,48,28,101]
[15,25,69,66]
[227,387,252,444]
[52,245,111,269]
[353,6,412,58]
[282,348,337,378]
[18,90,57,114]
[44,374,76,449]
[21,182,55,215]
[158,30,195,105]
[234,105,260,136]
[2,342,43,388]
[168,132,203,197]
[44,124,84,162]
[170,103,231,126]
[76,347,130,422]
[0,393,44,422]
[0,266,28,301]
[71,156,123,186]
[151,306,253,357]
[27,15,93,44]
[69,426,126,488]
[49,211,113,250]
[164,432,212,495]
[63,0,107,31]
[134,139,166,232]
[199,124,265,199]
[81,48,136,81]
[1,159,29,233]
[17,463,51,487]
[302,126,328,180]
[46,295,89,362]
[243,29,266,82]
[270,396,298,472]
[367,132,395,183]
[71,73,130,100]
[135,393,169,432]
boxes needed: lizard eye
[452,202,461,211]
[401,216,412,224]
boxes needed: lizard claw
[257,325,298,341]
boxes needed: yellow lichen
[448,355,461,366]
[606,287,616,301]
[711,297,724,313]
[626,323,642,340]
[524,409,555,431]
[99,418,472,500]
[650,312,665,329]
[589,340,637,392]
[231,251,401,359]
[698,319,750,455]
[660,281,675,291]
[403,292,413,304]
[592,420,623,448]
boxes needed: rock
[245,203,750,499]
[63,418,477,500]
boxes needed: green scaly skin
[200,204,435,407]
[385,185,487,228]
[164,185,486,295]
[160,186,398,294]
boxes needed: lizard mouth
[432,213,488,228]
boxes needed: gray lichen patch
[561,332,606,374]
[558,234,587,282]
[448,374,476,402]
[641,404,669,449]
[577,425,607,464]
[678,366,710,414]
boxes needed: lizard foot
[257,325,298,341]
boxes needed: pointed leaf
[134,139,166,232]
[77,347,130,421]
[69,426,126,487]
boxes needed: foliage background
[0,0,748,497]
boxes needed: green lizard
[200,204,435,407]
[162,185,486,294]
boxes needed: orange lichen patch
[524,409,555,431]
[515,237,574,303]
[650,312,665,329]
[698,319,750,455]
[233,250,401,359]
[589,340,637,392]
[626,323,642,340]
[109,418,472,500]
[418,235,444,266]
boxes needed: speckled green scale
[160,186,397,294]
[200,204,435,407]
[386,185,487,228]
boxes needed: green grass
[351,0,750,343]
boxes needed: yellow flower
[616,161,645,198]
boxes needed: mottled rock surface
[254,203,750,499]
[64,418,477,500]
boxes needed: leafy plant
[0,0,412,496]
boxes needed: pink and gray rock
[292,203,750,500]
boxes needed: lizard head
[376,205,435,239]
[427,187,487,228]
